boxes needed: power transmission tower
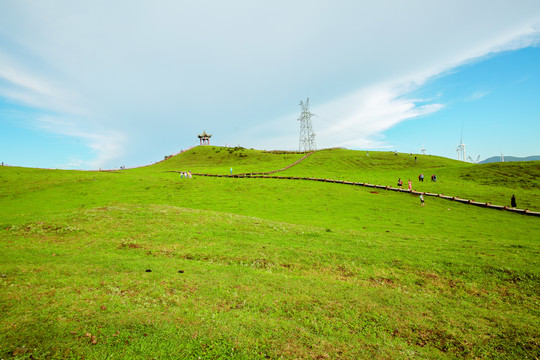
[298,97,316,152]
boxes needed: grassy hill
[278,148,540,210]
[1,147,539,359]
[147,146,308,174]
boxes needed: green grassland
[1,147,539,359]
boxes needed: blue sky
[384,46,540,161]
[1,1,540,169]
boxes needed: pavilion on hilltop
[198,131,212,145]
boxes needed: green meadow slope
[147,146,308,175]
[278,148,540,210]
[0,147,539,359]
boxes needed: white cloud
[315,84,444,137]
[245,82,446,151]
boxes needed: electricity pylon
[298,97,316,152]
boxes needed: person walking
[511,195,517,208]
[420,194,425,206]
[408,179,412,191]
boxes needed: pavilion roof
[198,130,212,138]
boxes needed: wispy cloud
[0,53,87,115]
[0,51,117,168]
[317,84,444,138]
[35,115,126,169]
[0,62,55,97]
[466,90,491,101]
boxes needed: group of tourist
[396,175,436,206]
[397,174,517,208]
[417,173,437,182]
[398,174,437,189]
[397,178,413,190]
[180,171,192,179]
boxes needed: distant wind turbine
[456,131,466,161]
[467,155,481,164]
[420,144,427,155]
